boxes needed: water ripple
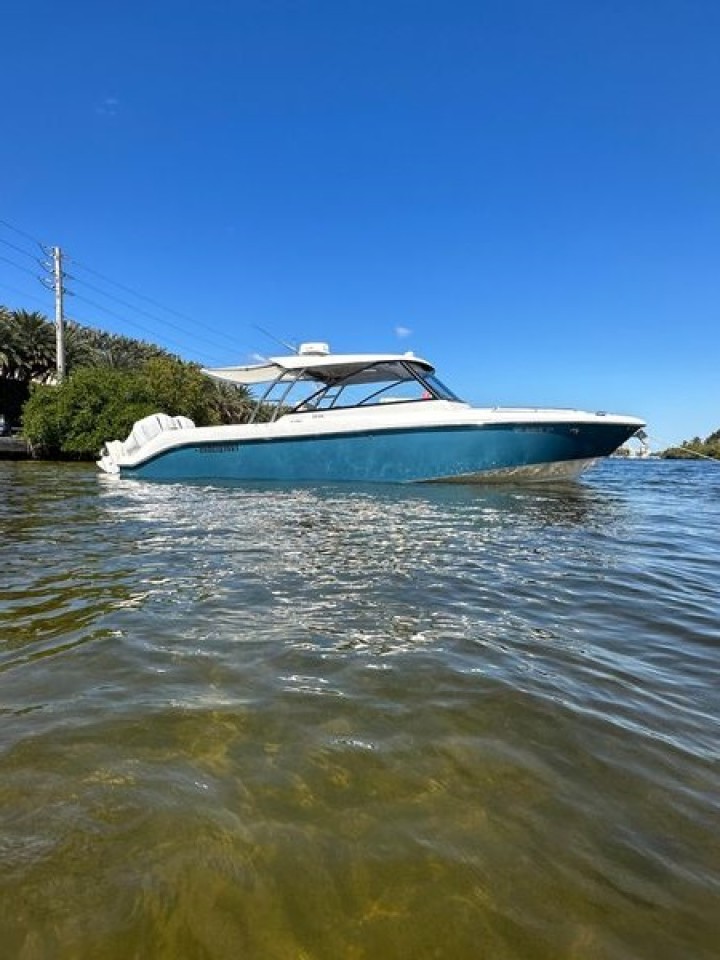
[1,459,719,958]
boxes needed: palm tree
[0,309,56,382]
[0,308,56,429]
[64,321,102,372]
[68,324,170,369]
[207,379,255,423]
[0,306,17,378]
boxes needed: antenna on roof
[252,325,298,354]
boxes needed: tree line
[0,306,255,458]
[661,430,720,460]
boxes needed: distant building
[617,428,651,458]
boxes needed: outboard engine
[97,413,196,474]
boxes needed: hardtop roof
[202,351,435,387]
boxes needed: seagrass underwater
[1,458,718,959]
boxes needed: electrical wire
[0,281,52,309]
[0,235,44,264]
[0,253,42,280]
[0,218,47,249]
[68,311,224,369]
[2,217,257,361]
[69,293,224,366]
[69,273,248,358]
[69,257,254,354]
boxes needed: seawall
[0,436,31,460]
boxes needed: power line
[69,292,223,366]
[2,217,257,360]
[0,253,42,280]
[69,273,248,358]
[0,218,47,250]
[67,312,222,369]
[69,257,252,353]
[0,278,223,366]
[0,235,44,264]
[0,280,52,308]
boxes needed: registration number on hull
[193,445,240,454]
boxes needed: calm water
[1,459,718,960]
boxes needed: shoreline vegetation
[1,305,261,460]
[1,304,718,462]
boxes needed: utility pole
[52,246,66,382]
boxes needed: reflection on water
[1,460,719,959]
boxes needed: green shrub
[23,367,156,458]
[22,359,254,459]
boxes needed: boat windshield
[251,360,464,421]
[419,373,463,402]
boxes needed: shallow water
[1,459,719,959]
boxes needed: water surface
[1,460,719,959]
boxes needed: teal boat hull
[118,421,637,483]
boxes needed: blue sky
[2,0,718,446]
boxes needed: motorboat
[97,342,645,483]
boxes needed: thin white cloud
[395,325,412,339]
[96,97,120,117]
